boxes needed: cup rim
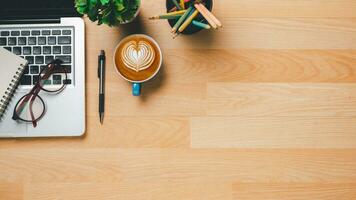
[113,34,163,83]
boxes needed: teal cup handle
[132,83,141,96]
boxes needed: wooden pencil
[167,10,188,15]
[149,15,182,20]
[172,0,182,10]
[169,6,178,12]
[198,3,222,28]
[149,10,187,20]
[192,20,211,29]
[194,3,217,29]
[171,6,194,33]
[178,9,199,32]
[180,0,185,9]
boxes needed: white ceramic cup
[113,34,163,96]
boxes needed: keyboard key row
[4,46,71,55]
[20,74,71,85]
[25,65,72,74]
[0,36,71,46]
[1,29,71,37]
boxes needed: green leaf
[77,0,140,26]
[100,0,110,5]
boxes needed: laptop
[0,0,85,137]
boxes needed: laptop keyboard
[0,27,74,86]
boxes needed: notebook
[0,47,28,119]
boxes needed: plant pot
[119,0,142,24]
[166,0,214,34]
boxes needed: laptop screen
[0,0,80,20]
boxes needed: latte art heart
[121,40,156,72]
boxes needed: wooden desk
[1,0,356,199]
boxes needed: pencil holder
[166,0,214,34]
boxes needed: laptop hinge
[0,18,60,24]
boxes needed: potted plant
[75,0,141,26]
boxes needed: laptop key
[40,65,46,72]
[43,46,51,54]
[48,37,56,45]
[25,56,34,64]
[63,46,71,54]
[63,79,72,84]
[18,37,26,45]
[52,30,61,35]
[28,37,36,45]
[13,47,21,55]
[0,38,6,46]
[33,46,41,55]
[30,65,39,74]
[20,75,31,85]
[32,75,40,84]
[4,47,11,52]
[52,75,62,85]
[62,30,71,35]
[8,37,16,45]
[55,56,71,63]
[31,30,40,35]
[42,30,51,35]
[53,46,61,54]
[11,31,20,36]
[21,31,30,36]
[23,47,31,55]
[43,80,51,85]
[1,31,9,36]
[35,56,44,64]
[38,37,46,45]
[45,56,54,64]
[53,64,71,73]
[24,66,30,74]
[58,36,71,44]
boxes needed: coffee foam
[121,40,156,72]
[115,35,161,82]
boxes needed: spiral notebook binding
[0,64,26,117]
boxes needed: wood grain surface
[1,0,356,199]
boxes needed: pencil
[172,0,182,10]
[171,6,193,33]
[194,3,217,29]
[149,15,182,20]
[180,0,185,9]
[173,32,180,39]
[178,9,199,33]
[192,20,211,29]
[149,10,186,19]
[169,6,178,12]
[198,3,222,28]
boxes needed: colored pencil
[172,0,182,10]
[171,6,193,33]
[192,20,211,29]
[149,15,182,20]
[169,6,178,12]
[198,3,222,28]
[167,10,188,15]
[180,0,185,9]
[178,9,199,32]
[149,10,187,19]
[194,3,217,29]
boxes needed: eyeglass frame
[12,59,68,127]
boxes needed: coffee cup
[114,34,162,96]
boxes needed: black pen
[98,50,106,124]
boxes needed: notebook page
[0,47,27,98]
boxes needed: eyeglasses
[12,59,68,127]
